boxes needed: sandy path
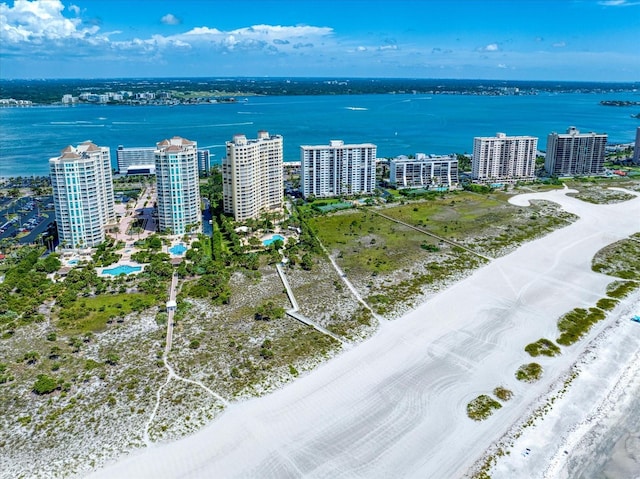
[88,188,640,479]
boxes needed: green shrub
[524,338,561,357]
[557,307,606,346]
[33,374,58,395]
[516,363,543,383]
[467,394,502,421]
[596,297,618,311]
[606,280,639,299]
[493,387,513,401]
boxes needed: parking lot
[0,196,56,247]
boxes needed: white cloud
[598,0,640,6]
[161,13,181,25]
[480,43,499,52]
[68,4,80,16]
[0,0,101,44]
[553,41,566,48]
[497,63,507,68]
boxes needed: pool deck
[97,261,145,278]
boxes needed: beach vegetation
[467,394,502,421]
[524,338,561,357]
[516,363,543,382]
[493,387,513,401]
[254,301,285,321]
[556,307,606,346]
[605,280,639,299]
[596,297,618,311]
[33,374,59,395]
[592,236,640,280]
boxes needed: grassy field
[55,293,157,336]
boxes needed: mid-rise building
[545,127,607,176]
[49,141,116,249]
[222,131,283,221]
[633,127,640,165]
[155,136,202,235]
[197,149,211,175]
[300,140,377,198]
[390,154,459,189]
[116,145,156,174]
[472,132,538,183]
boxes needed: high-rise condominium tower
[155,136,202,235]
[222,131,283,221]
[545,127,607,176]
[472,132,538,183]
[300,140,377,198]
[49,141,116,248]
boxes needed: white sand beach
[87,188,640,479]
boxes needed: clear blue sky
[1,0,639,81]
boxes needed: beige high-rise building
[222,131,283,221]
[472,132,538,183]
[545,127,607,176]
[300,140,377,198]
[155,136,202,235]
[49,141,116,249]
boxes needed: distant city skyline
[1,0,639,81]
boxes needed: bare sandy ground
[87,188,640,479]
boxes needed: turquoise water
[67,259,78,265]
[263,234,285,246]
[1,91,639,177]
[169,243,187,255]
[102,264,142,276]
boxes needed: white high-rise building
[300,140,377,198]
[49,141,116,249]
[222,131,283,221]
[631,127,639,165]
[116,145,156,174]
[472,132,538,183]
[545,127,607,176]
[155,136,202,235]
[390,154,459,189]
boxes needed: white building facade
[116,145,156,174]
[545,127,607,176]
[155,136,202,235]
[472,133,538,183]
[222,131,283,221]
[49,142,116,249]
[390,154,459,189]
[300,140,377,198]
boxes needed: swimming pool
[263,234,285,246]
[67,259,78,265]
[102,264,142,276]
[169,243,187,255]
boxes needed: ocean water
[1,91,639,177]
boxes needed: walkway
[372,210,494,262]
[143,270,228,446]
[275,263,349,347]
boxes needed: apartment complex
[222,131,283,221]
[300,140,377,198]
[545,127,607,176]
[632,127,640,165]
[389,154,459,189]
[472,132,538,183]
[116,145,156,174]
[49,141,116,248]
[155,136,202,235]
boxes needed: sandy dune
[88,188,640,479]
